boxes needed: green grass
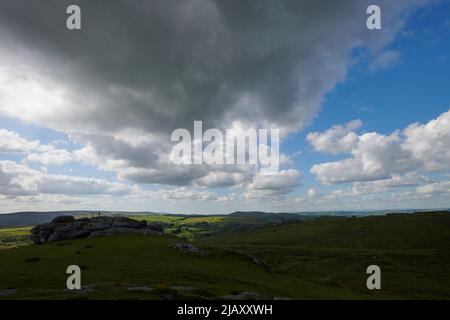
[129,215,186,224]
[0,212,449,299]
[130,215,227,240]
[130,214,225,225]
[0,227,32,249]
[130,213,304,240]
[201,212,450,299]
[0,233,374,300]
[182,216,225,224]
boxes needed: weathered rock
[111,217,146,228]
[79,217,114,232]
[90,227,148,238]
[223,291,265,300]
[52,216,75,223]
[48,231,77,242]
[0,289,17,296]
[146,222,164,233]
[31,216,161,244]
[31,223,55,244]
[248,255,261,265]
[174,243,207,255]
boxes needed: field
[0,233,368,300]
[129,214,226,240]
[202,212,450,299]
[0,227,32,249]
[0,211,449,299]
[130,212,308,240]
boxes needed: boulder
[111,217,146,228]
[31,215,161,244]
[223,291,265,300]
[90,227,148,238]
[146,222,164,233]
[52,216,75,223]
[174,243,207,255]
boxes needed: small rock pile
[174,243,207,255]
[31,215,163,244]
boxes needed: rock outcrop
[223,291,265,300]
[174,243,207,255]
[31,215,163,244]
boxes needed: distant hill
[202,211,450,299]
[0,210,312,229]
[207,211,450,249]
[0,211,83,228]
[2,209,448,229]
[231,211,302,219]
[228,211,315,225]
[0,211,161,227]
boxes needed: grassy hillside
[202,212,450,299]
[130,212,310,240]
[0,212,449,299]
[0,227,32,249]
[0,233,370,300]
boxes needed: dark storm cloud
[0,0,429,185]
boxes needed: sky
[0,0,449,214]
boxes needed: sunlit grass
[0,226,32,249]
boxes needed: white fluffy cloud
[403,109,450,171]
[153,187,230,202]
[1,1,445,213]
[307,120,362,155]
[369,50,401,71]
[0,129,39,153]
[195,171,250,188]
[0,161,133,197]
[288,175,448,212]
[247,169,301,191]
[243,169,301,201]
[310,109,450,184]
[26,146,78,166]
[0,0,430,188]
[0,129,82,166]
[416,181,450,194]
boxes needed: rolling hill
[0,211,449,299]
[202,211,450,299]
